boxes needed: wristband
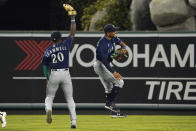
[71,19,76,24]
[71,16,76,24]
[122,46,126,49]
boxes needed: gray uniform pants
[45,69,76,121]
[93,60,124,93]
[0,112,2,119]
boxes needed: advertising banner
[0,32,196,108]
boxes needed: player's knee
[45,96,54,103]
[114,79,124,88]
[119,79,124,88]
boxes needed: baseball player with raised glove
[93,24,128,118]
[41,4,77,129]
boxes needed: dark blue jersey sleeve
[113,37,121,45]
[63,36,73,50]
[113,36,126,48]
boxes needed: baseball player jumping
[41,4,77,129]
[0,111,6,128]
[94,24,127,118]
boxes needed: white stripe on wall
[12,76,196,80]
[1,33,196,37]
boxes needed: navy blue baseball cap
[104,24,119,33]
[51,31,62,41]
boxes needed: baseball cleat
[111,111,126,118]
[46,110,52,124]
[1,112,7,128]
[71,120,76,129]
[105,102,119,112]
[71,125,76,129]
[2,122,6,128]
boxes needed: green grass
[2,115,196,131]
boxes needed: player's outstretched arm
[69,16,76,39]
[63,4,77,39]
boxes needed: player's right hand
[113,72,122,80]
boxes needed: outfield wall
[0,32,196,110]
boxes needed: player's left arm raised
[113,36,126,48]
[63,4,77,39]
[69,15,76,39]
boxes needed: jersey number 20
[51,52,64,63]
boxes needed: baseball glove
[111,48,128,62]
[63,4,77,16]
